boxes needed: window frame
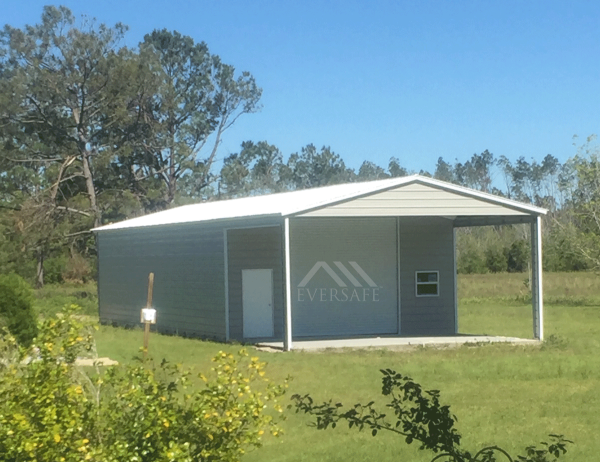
[415,270,439,297]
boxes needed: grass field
[76,272,599,461]
[458,271,600,306]
[34,281,98,316]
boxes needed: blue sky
[4,1,600,173]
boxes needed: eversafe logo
[297,262,380,303]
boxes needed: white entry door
[242,269,274,338]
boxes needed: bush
[63,254,93,283]
[44,255,67,284]
[543,226,590,272]
[0,306,286,461]
[0,273,38,346]
[484,245,507,273]
[457,246,487,274]
[506,240,530,272]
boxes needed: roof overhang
[287,177,547,221]
[92,175,547,233]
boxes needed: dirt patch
[75,357,118,366]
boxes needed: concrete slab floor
[256,336,539,352]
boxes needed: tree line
[1,6,599,287]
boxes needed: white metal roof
[92,175,547,232]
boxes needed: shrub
[543,226,590,272]
[0,273,38,346]
[506,240,530,272]
[0,306,96,461]
[484,245,507,273]
[0,306,286,462]
[63,254,92,283]
[44,255,67,284]
[457,246,487,274]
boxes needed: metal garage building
[93,175,547,350]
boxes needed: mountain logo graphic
[298,262,378,288]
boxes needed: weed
[541,334,569,351]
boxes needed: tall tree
[454,150,495,192]
[539,154,561,210]
[282,144,354,189]
[561,135,600,269]
[497,155,514,198]
[219,141,285,198]
[0,6,141,285]
[357,161,388,181]
[388,157,408,178]
[0,6,138,227]
[128,30,262,205]
[433,156,455,183]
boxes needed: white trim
[223,229,230,341]
[283,218,293,351]
[415,270,440,297]
[284,176,548,218]
[223,223,281,231]
[396,217,401,335]
[532,217,544,340]
[407,177,548,215]
[453,228,458,334]
[537,216,544,340]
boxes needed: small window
[416,271,439,297]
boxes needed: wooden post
[143,322,150,359]
[147,272,154,308]
[143,272,154,360]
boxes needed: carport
[276,177,546,350]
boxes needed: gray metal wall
[227,226,284,341]
[97,221,226,339]
[290,217,398,338]
[398,217,456,335]
[97,214,457,341]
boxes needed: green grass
[49,273,600,461]
[458,271,600,305]
[34,281,98,317]
[89,274,600,462]
[94,304,599,462]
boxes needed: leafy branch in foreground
[291,369,571,462]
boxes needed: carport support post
[284,218,293,351]
[531,216,544,340]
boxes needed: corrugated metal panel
[227,226,284,341]
[290,217,398,337]
[399,217,455,335]
[97,221,226,339]
[93,178,408,231]
[92,176,546,232]
[299,183,528,217]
